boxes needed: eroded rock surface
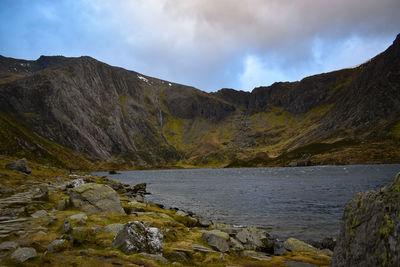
[112,221,163,255]
[69,183,124,213]
[331,173,400,267]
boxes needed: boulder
[229,237,244,252]
[31,209,48,218]
[6,158,31,174]
[48,239,68,253]
[68,178,85,188]
[198,217,212,227]
[235,226,274,253]
[132,183,147,195]
[112,221,163,255]
[331,173,400,267]
[62,219,72,233]
[69,183,125,213]
[69,213,88,221]
[0,241,18,251]
[201,230,230,253]
[175,210,188,217]
[32,185,49,201]
[71,227,96,244]
[104,223,124,233]
[284,238,318,253]
[10,247,37,263]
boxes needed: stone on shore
[112,221,163,255]
[284,238,318,253]
[10,247,37,263]
[331,173,400,266]
[6,158,31,174]
[69,183,125,213]
[235,226,274,253]
[201,230,230,253]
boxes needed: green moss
[379,214,394,238]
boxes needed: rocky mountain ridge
[0,34,399,168]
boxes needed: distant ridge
[0,34,399,169]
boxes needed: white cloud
[239,55,288,91]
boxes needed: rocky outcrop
[201,230,230,252]
[284,238,319,253]
[235,226,274,252]
[10,247,37,263]
[5,158,31,174]
[69,183,125,214]
[112,221,163,255]
[331,173,400,266]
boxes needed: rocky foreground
[0,157,334,266]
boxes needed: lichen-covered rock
[62,219,72,233]
[229,237,245,252]
[235,226,274,253]
[331,173,400,267]
[69,213,88,221]
[6,158,31,174]
[112,221,163,255]
[283,238,318,253]
[48,239,68,253]
[132,183,147,195]
[31,209,48,218]
[201,230,230,252]
[0,241,18,251]
[10,247,37,263]
[69,183,125,213]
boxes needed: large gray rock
[331,173,400,267]
[0,241,18,250]
[6,158,31,174]
[283,238,318,253]
[48,239,67,253]
[201,230,230,253]
[10,247,37,263]
[235,226,274,253]
[112,221,163,255]
[69,183,125,213]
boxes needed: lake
[94,164,400,241]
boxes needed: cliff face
[0,35,399,168]
[331,173,400,266]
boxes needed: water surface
[95,164,400,241]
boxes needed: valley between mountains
[1,35,400,170]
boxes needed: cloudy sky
[1,0,399,92]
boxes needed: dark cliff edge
[0,34,399,169]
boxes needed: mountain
[0,35,399,169]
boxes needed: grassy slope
[161,99,400,168]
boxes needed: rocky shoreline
[0,157,335,266]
